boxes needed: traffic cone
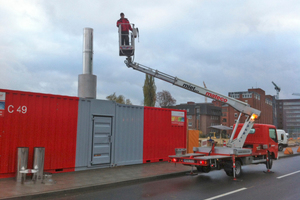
[284,148,294,155]
[223,140,226,147]
[297,147,300,153]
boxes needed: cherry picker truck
[118,25,278,179]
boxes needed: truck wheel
[266,152,273,169]
[224,161,241,177]
[202,166,211,173]
[197,166,211,173]
[235,160,242,178]
[196,166,204,172]
[278,144,283,151]
[224,162,233,176]
[225,170,233,177]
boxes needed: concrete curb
[4,171,191,200]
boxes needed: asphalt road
[30,156,300,200]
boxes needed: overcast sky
[1,0,299,105]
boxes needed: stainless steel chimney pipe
[82,28,93,74]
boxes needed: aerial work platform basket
[118,23,138,57]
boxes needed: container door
[91,116,112,165]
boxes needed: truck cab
[235,124,278,159]
[276,129,288,151]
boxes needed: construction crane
[272,81,281,100]
[203,81,207,103]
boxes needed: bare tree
[156,90,176,107]
[125,99,132,105]
[106,93,132,105]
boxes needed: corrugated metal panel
[75,99,116,170]
[114,104,143,166]
[143,107,187,163]
[0,89,79,178]
[75,99,91,168]
[187,130,199,153]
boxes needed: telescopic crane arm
[124,57,261,148]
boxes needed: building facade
[276,98,300,138]
[214,88,274,129]
[167,102,222,136]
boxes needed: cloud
[0,0,299,106]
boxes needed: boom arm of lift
[124,57,261,148]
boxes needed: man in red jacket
[117,13,132,45]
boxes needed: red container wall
[143,107,187,163]
[0,89,79,178]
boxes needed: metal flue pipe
[83,28,93,74]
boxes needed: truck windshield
[249,129,255,134]
[269,128,278,142]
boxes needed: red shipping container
[0,89,79,178]
[143,107,187,163]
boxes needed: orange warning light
[250,114,258,120]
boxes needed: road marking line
[277,170,300,179]
[204,188,247,200]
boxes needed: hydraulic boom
[124,57,261,148]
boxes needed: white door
[91,117,112,165]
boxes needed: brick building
[214,88,273,129]
[166,102,222,136]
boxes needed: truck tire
[235,160,242,178]
[224,161,233,176]
[196,166,211,173]
[224,161,242,178]
[278,144,283,151]
[225,170,233,177]
[196,166,203,172]
[266,152,273,170]
[202,166,211,173]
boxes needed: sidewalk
[1,146,299,200]
[0,161,191,200]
